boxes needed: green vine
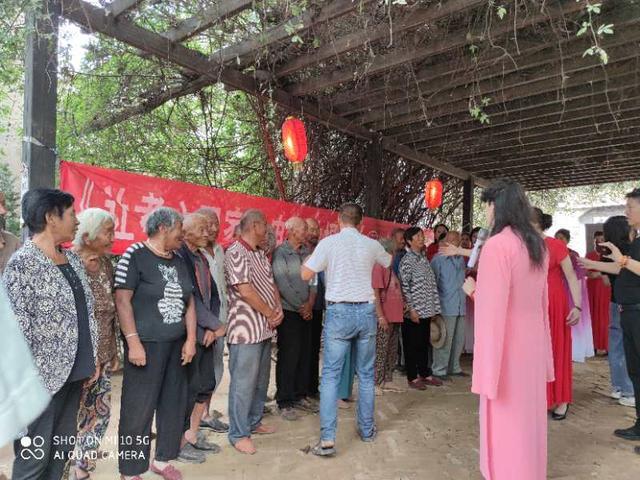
[576,1,614,64]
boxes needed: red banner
[60,161,407,254]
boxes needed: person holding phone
[580,190,640,451]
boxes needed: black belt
[327,301,369,305]
[620,304,640,312]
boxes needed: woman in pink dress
[464,180,554,480]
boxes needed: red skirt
[587,277,611,351]
[547,282,572,408]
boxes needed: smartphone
[596,243,612,256]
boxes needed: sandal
[150,463,182,480]
[310,442,336,457]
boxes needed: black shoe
[551,405,570,421]
[614,424,640,440]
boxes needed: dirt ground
[1,354,639,479]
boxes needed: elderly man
[302,203,391,457]
[195,207,230,433]
[272,217,317,421]
[0,191,20,274]
[306,217,325,399]
[225,209,283,455]
[176,213,224,463]
[430,231,467,380]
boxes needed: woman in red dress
[533,209,582,420]
[585,231,612,353]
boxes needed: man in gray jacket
[272,217,317,420]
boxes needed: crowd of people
[1,181,640,480]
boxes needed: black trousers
[276,310,312,408]
[620,309,640,420]
[12,380,83,480]
[118,339,187,476]
[184,342,216,431]
[401,317,432,382]
[307,309,324,397]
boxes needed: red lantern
[425,179,443,209]
[282,116,308,165]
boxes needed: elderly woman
[71,208,117,480]
[373,239,404,394]
[3,188,98,480]
[115,207,197,480]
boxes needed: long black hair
[603,215,632,255]
[532,207,553,231]
[481,179,546,267]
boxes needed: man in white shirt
[302,203,391,456]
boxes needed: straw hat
[430,315,447,349]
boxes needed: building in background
[553,203,625,256]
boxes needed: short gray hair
[73,208,115,247]
[239,209,266,233]
[195,207,219,221]
[146,207,183,237]
[285,216,305,230]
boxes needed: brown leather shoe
[408,379,427,391]
[421,376,444,387]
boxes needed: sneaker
[619,397,636,408]
[279,407,299,421]
[295,398,319,413]
[177,443,206,464]
[189,431,221,454]
[359,426,377,443]
[421,376,444,387]
[200,417,229,433]
[614,423,640,441]
[610,390,622,400]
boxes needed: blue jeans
[338,342,356,400]
[320,302,377,443]
[609,303,634,396]
[227,340,272,444]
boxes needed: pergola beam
[389,87,640,144]
[371,69,639,132]
[277,0,487,79]
[351,42,640,125]
[414,113,640,155]
[499,157,640,180]
[450,132,640,167]
[106,0,143,18]
[336,17,640,117]
[87,0,368,132]
[463,141,640,173]
[287,0,586,96]
[363,59,639,130]
[60,0,484,185]
[163,0,254,42]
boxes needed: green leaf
[496,5,507,20]
[598,48,609,64]
[469,106,481,118]
[291,35,303,44]
[481,97,491,107]
[312,37,321,49]
[587,3,602,14]
[598,24,614,35]
[576,21,589,37]
[469,44,479,55]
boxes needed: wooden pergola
[22,0,640,227]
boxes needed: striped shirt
[399,250,441,318]
[304,227,391,303]
[224,239,277,345]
